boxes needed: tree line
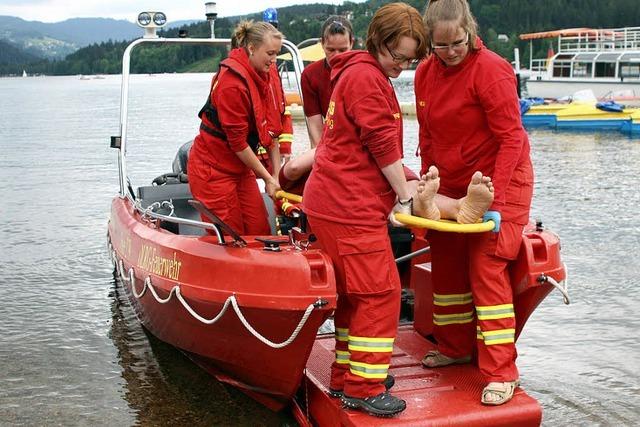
[3,0,640,76]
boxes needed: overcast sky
[0,0,367,23]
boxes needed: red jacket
[191,48,273,175]
[266,64,286,137]
[301,58,332,118]
[304,51,403,226]
[415,38,532,219]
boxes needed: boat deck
[302,325,541,426]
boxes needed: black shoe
[341,391,406,417]
[328,374,395,398]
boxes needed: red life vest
[198,48,273,153]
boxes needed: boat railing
[557,27,640,53]
[530,59,551,74]
[114,36,306,240]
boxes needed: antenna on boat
[205,2,218,38]
[137,12,167,38]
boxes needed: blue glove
[483,210,501,233]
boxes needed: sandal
[481,380,520,406]
[421,350,471,368]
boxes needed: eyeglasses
[431,33,469,52]
[385,43,419,66]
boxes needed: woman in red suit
[414,0,534,406]
[303,3,427,417]
[301,15,354,147]
[188,21,282,235]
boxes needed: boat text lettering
[137,245,182,281]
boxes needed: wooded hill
[3,0,640,76]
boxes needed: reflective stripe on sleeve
[278,133,293,143]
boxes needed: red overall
[258,64,290,172]
[414,38,533,382]
[305,51,405,398]
[301,58,332,118]
[188,48,273,235]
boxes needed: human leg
[188,158,245,233]
[308,217,405,416]
[469,222,524,404]
[413,168,493,224]
[457,171,494,224]
[424,231,475,362]
[413,165,441,220]
[305,216,354,394]
[237,169,271,235]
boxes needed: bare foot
[413,166,441,220]
[457,171,494,224]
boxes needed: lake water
[1,73,639,426]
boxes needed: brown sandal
[481,380,520,406]
[421,350,471,368]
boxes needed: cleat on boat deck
[341,391,406,417]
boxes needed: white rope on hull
[109,242,318,348]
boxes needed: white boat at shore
[519,27,640,99]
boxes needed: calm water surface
[1,74,639,426]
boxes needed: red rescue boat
[107,24,568,426]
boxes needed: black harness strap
[198,67,261,153]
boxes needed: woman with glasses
[303,3,427,417]
[413,0,534,406]
[301,15,354,147]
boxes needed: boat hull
[108,196,337,410]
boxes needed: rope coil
[113,255,317,348]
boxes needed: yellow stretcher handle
[394,213,495,233]
[274,191,494,233]
[275,190,303,203]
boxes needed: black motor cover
[172,140,193,175]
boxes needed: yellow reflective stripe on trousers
[349,361,389,379]
[433,292,473,306]
[433,310,474,325]
[335,328,349,342]
[278,133,294,142]
[476,304,515,320]
[476,326,483,340]
[335,350,350,364]
[348,336,394,353]
[477,328,515,345]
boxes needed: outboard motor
[151,140,192,186]
[173,140,193,175]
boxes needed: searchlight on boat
[137,11,167,38]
